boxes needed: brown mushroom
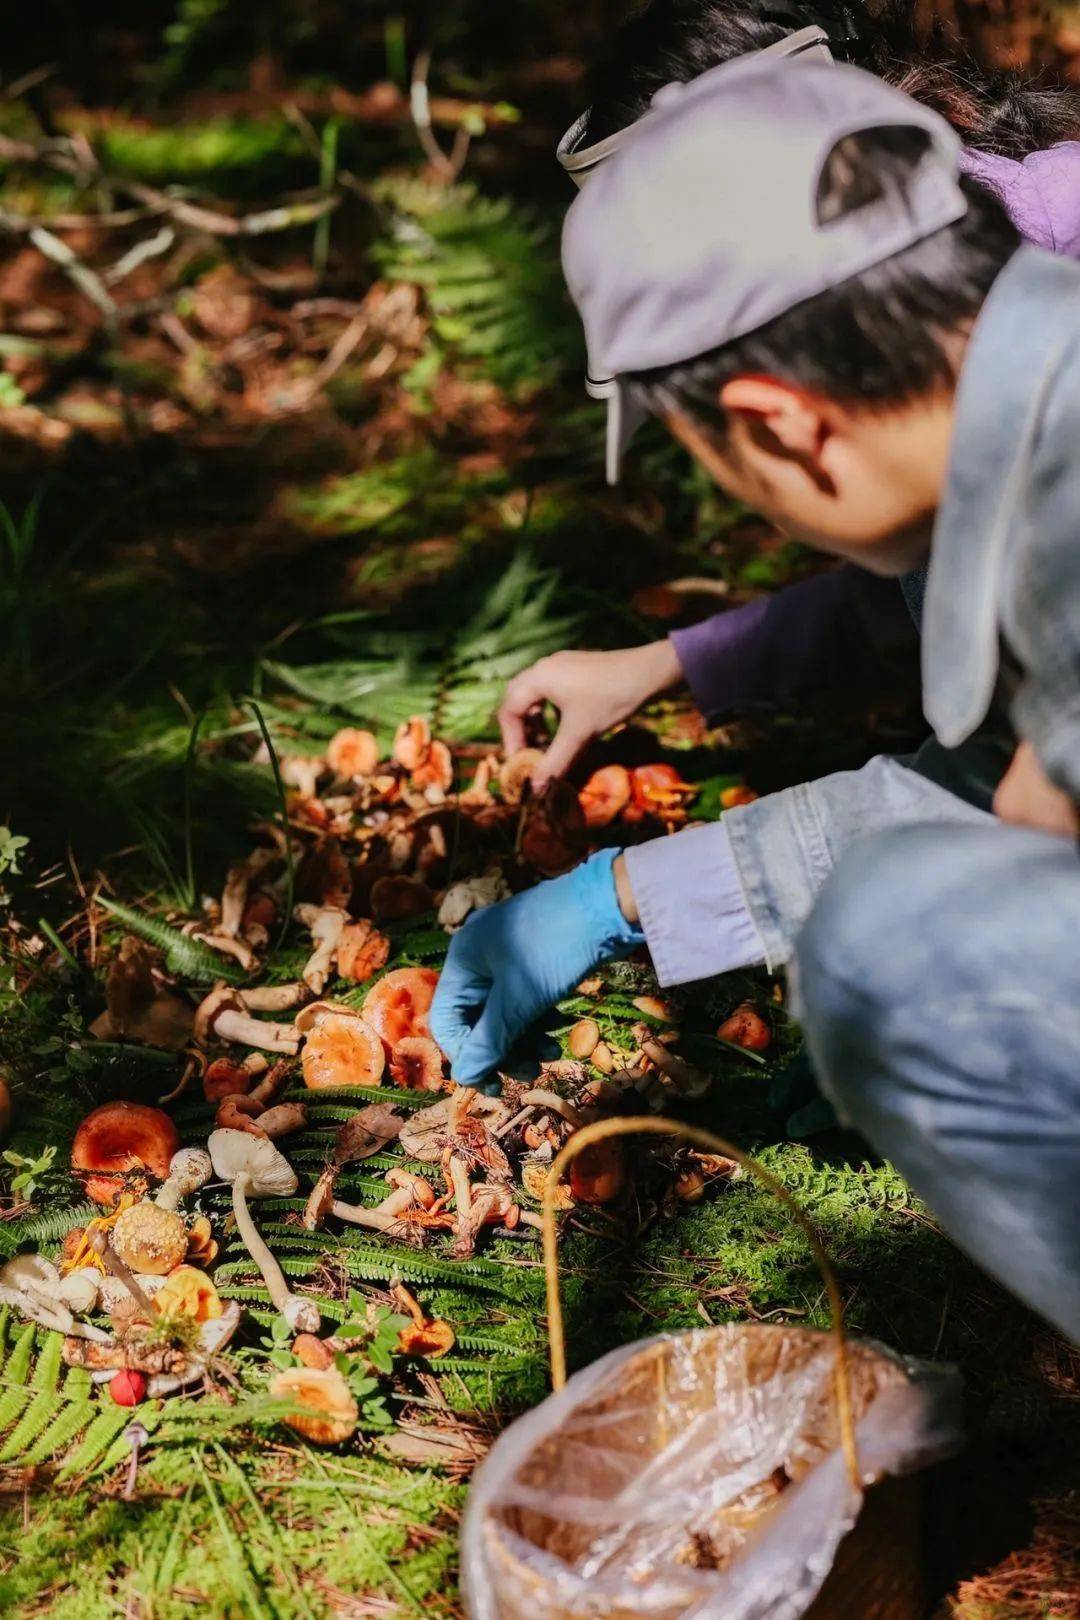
[203,1058,252,1103]
[89,937,195,1051]
[567,1019,601,1060]
[302,1103,406,1230]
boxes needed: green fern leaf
[17,1395,98,1467]
[30,1329,63,1392]
[56,1403,136,1481]
[97,897,245,985]
[0,1391,65,1462]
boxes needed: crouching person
[431,54,1080,1341]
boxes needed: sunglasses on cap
[556,25,832,188]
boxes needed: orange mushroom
[292,1332,333,1370]
[297,1004,386,1090]
[578,764,632,828]
[202,1058,252,1104]
[720,784,758,809]
[335,920,390,983]
[362,967,438,1050]
[388,1036,446,1092]
[716,1003,772,1052]
[153,1265,224,1324]
[627,763,697,823]
[326,727,379,781]
[71,1103,180,1208]
[498,748,544,805]
[411,739,453,793]
[270,1365,358,1446]
[569,1138,626,1206]
[392,716,431,773]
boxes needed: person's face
[665,375,957,576]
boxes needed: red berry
[109,1369,147,1407]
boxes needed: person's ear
[719,376,829,459]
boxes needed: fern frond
[0,1201,99,1254]
[97,897,245,985]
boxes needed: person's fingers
[532,717,590,787]
[429,938,491,1065]
[498,667,546,756]
[450,989,516,1089]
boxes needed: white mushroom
[155,1146,213,1213]
[193,932,257,972]
[0,1256,110,1340]
[437,869,511,933]
[208,1129,319,1333]
[293,904,349,995]
[329,1186,417,1233]
[194,984,299,1054]
[220,864,250,940]
[280,756,324,800]
[98,1273,168,1316]
[57,1268,101,1314]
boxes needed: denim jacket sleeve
[722,754,997,970]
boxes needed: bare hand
[993,741,1079,839]
[498,641,684,787]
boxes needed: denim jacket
[719,246,1080,970]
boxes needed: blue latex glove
[430,848,644,1092]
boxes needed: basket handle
[541,1114,860,1490]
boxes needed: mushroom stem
[193,932,257,972]
[248,1059,292,1108]
[215,1009,299,1053]
[330,1187,415,1233]
[519,1090,584,1128]
[220,865,249,940]
[239,984,307,1013]
[493,1104,536,1140]
[232,1170,319,1333]
[89,1232,159,1318]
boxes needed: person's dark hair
[627,127,1021,423]
[584,0,1080,157]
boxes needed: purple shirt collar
[960,141,1080,258]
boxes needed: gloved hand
[430,848,644,1092]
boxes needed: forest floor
[0,60,1077,1620]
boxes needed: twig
[26,225,117,326]
[409,50,471,182]
[103,226,176,287]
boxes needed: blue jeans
[795,822,1080,1342]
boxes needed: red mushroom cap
[71,1101,180,1208]
[109,1368,148,1407]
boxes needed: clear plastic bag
[463,1324,962,1620]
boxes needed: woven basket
[478,1324,925,1620]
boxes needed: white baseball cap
[562,55,966,481]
